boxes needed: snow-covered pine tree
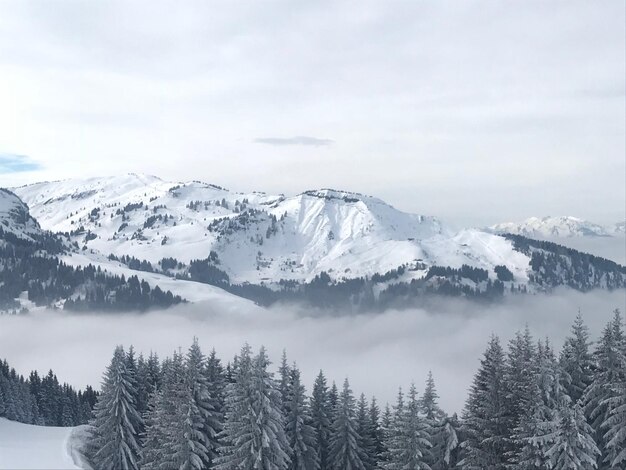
[544,399,600,470]
[514,339,560,470]
[310,371,332,470]
[384,384,431,470]
[432,414,460,470]
[205,348,227,466]
[285,365,320,470]
[88,345,142,470]
[279,349,291,412]
[146,352,162,392]
[599,310,626,468]
[216,345,291,470]
[420,372,457,470]
[328,381,339,423]
[504,327,537,464]
[459,335,508,470]
[583,310,626,466]
[328,378,367,470]
[378,403,393,468]
[560,314,594,404]
[356,393,376,470]
[368,397,386,466]
[181,338,215,469]
[420,372,445,423]
[141,351,189,470]
[125,346,144,439]
[135,353,151,416]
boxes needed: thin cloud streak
[254,136,334,147]
[0,154,41,173]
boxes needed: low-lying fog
[544,234,626,265]
[1,289,624,413]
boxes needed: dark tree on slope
[310,371,332,470]
[285,366,320,470]
[460,336,509,470]
[355,393,376,470]
[328,379,367,470]
[205,348,227,466]
[88,346,142,470]
[368,397,386,466]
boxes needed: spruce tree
[599,311,626,468]
[141,351,190,470]
[544,400,600,470]
[420,372,445,422]
[88,346,142,470]
[368,397,386,466]
[514,340,560,470]
[420,373,457,470]
[459,336,508,470]
[356,393,376,470]
[385,384,431,470]
[583,310,626,466]
[328,378,367,470]
[310,371,332,470]
[206,348,227,466]
[216,345,291,470]
[285,366,320,470]
[560,314,594,404]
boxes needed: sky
[0,1,624,227]
[1,289,624,413]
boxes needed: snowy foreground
[0,418,87,469]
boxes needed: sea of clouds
[1,289,624,413]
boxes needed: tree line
[0,359,97,426]
[78,310,625,469]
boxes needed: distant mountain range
[1,174,623,312]
[488,216,625,239]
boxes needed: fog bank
[1,289,624,413]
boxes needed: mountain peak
[489,215,611,238]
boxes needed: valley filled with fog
[1,289,623,413]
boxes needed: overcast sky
[0,1,624,226]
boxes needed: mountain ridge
[3,174,624,311]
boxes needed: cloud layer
[1,289,624,413]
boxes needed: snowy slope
[13,175,536,286]
[60,251,262,312]
[0,418,86,469]
[17,175,526,286]
[0,188,41,241]
[489,216,612,238]
[8,175,626,301]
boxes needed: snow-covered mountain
[7,174,625,310]
[488,216,613,238]
[0,188,42,241]
[613,221,625,235]
[14,174,532,285]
